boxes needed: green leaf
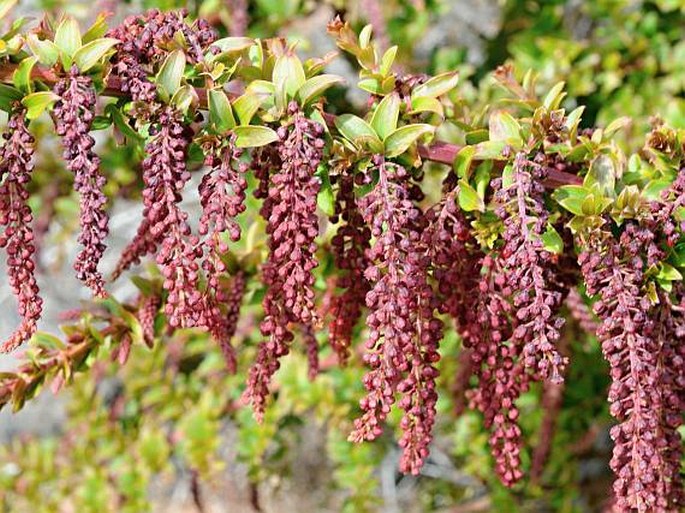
[316,165,335,216]
[542,81,566,111]
[541,225,564,254]
[170,85,199,114]
[553,185,588,216]
[458,180,484,212]
[0,84,22,112]
[407,96,444,117]
[106,104,144,143]
[411,71,459,100]
[371,92,400,140]
[489,110,522,147]
[82,12,109,43]
[335,114,382,151]
[208,89,236,133]
[643,178,671,201]
[358,77,383,95]
[232,91,267,126]
[54,16,82,67]
[26,34,60,67]
[453,145,476,179]
[657,262,682,281]
[13,56,37,93]
[465,129,489,144]
[210,37,254,53]
[272,53,306,98]
[379,46,397,76]
[383,124,434,158]
[297,74,344,106]
[473,140,507,159]
[234,126,279,148]
[156,50,186,102]
[22,91,60,120]
[584,153,617,197]
[73,37,119,72]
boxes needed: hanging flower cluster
[0,10,682,508]
[494,152,567,383]
[245,102,325,420]
[348,158,441,474]
[580,222,683,512]
[53,69,110,296]
[327,164,371,364]
[0,110,42,352]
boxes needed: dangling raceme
[348,157,442,475]
[245,102,325,420]
[0,110,43,352]
[53,68,110,297]
[327,164,371,364]
[579,222,683,512]
[463,253,526,486]
[494,152,567,383]
[198,137,249,370]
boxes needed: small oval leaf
[73,37,119,72]
[12,55,37,93]
[297,74,344,105]
[234,126,279,148]
[54,16,82,67]
[411,71,459,100]
[371,92,400,140]
[208,89,236,133]
[156,50,186,102]
[22,91,60,120]
[383,124,434,158]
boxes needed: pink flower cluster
[349,158,441,475]
[245,103,325,420]
[53,69,110,297]
[580,223,683,512]
[0,110,43,352]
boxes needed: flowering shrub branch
[0,10,681,510]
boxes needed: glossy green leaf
[553,185,589,216]
[170,85,199,114]
[379,46,397,76]
[541,225,564,254]
[453,145,476,179]
[384,124,434,158]
[371,92,400,140]
[156,50,186,101]
[54,17,82,67]
[542,81,566,110]
[316,165,335,216]
[12,56,37,94]
[411,71,459,100]
[408,96,444,117]
[489,110,522,147]
[26,34,60,67]
[584,153,617,197]
[0,84,22,112]
[234,126,279,148]
[272,53,306,98]
[233,91,267,126]
[208,89,236,133]
[297,74,344,105]
[211,37,254,53]
[73,38,119,72]
[22,91,60,120]
[473,140,507,159]
[82,12,109,43]
[458,179,484,212]
[335,114,381,146]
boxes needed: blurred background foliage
[0,0,683,512]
